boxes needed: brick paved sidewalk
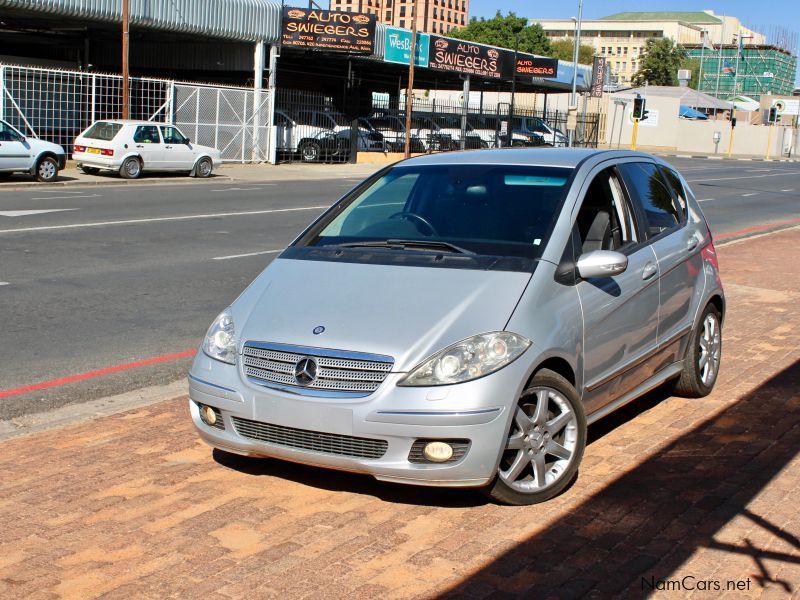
[1,230,799,599]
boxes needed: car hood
[191,143,221,156]
[30,138,65,154]
[233,257,532,372]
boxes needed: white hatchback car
[73,120,222,179]
[0,119,66,182]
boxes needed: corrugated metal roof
[0,0,283,42]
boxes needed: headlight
[398,332,530,387]
[202,308,236,364]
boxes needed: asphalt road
[1,157,799,419]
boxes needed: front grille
[242,343,393,396]
[408,439,471,464]
[231,417,388,459]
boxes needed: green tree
[448,11,551,56]
[631,38,688,86]
[549,39,595,65]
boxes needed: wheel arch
[29,150,59,174]
[707,293,725,324]
[527,355,577,390]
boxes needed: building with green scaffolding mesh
[684,44,797,101]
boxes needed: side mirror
[576,250,628,279]
[184,138,191,144]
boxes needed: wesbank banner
[383,27,430,67]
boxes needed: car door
[0,121,32,171]
[131,125,166,170]
[572,164,660,415]
[160,126,194,169]
[620,162,705,358]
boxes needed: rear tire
[119,156,142,179]
[35,156,59,182]
[300,141,321,163]
[486,369,586,505]
[672,304,722,398]
[193,157,213,178]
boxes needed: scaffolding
[684,44,797,101]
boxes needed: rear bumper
[73,151,120,170]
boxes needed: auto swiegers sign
[281,7,376,53]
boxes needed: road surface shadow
[439,360,800,598]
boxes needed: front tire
[193,157,213,178]
[672,304,722,398]
[300,141,321,163]
[119,156,142,179]
[35,156,59,182]
[486,369,586,505]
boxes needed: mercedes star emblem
[294,357,318,386]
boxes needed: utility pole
[508,27,521,148]
[568,0,584,148]
[121,0,130,119]
[404,0,419,158]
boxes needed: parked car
[0,119,66,182]
[469,114,540,148]
[189,149,724,505]
[274,109,349,163]
[295,110,385,154]
[366,115,425,153]
[513,116,568,147]
[72,120,222,179]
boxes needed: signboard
[629,107,659,127]
[384,27,429,67]
[281,7,376,53]
[428,36,506,79]
[590,56,606,98]
[515,56,558,78]
[773,98,800,116]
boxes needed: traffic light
[632,96,647,120]
[727,110,737,128]
[768,107,778,124]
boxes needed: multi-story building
[533,10,765,87]
[329,0,468,35]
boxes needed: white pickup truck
[0,119,66,182]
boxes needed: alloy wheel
[38,159,56,180]
[498,387,579,493]
[699,312,721,386]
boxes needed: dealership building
[0,0,592,163]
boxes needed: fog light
[200,405,217,426]
[422,441,454,463]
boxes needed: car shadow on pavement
[210,383,677,510]
[439,359,800,598]
[0,174,80,185]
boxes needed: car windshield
[299,164,572,262]
[328,112,351,126]
[83,122,123,141]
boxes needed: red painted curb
[0,349,197,399]
[715,218,800,240]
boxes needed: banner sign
[281,7,376,53]
[590,56,606,97]
[515,56,558,78]
[384,27,429,67]
[428,36,506,79]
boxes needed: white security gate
[172,84,270,163]
[0,64,271,163]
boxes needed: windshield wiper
[337,239,474,254]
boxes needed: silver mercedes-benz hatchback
[189,149,724,505]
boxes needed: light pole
[508,23,523,147]
[568,0,583,147]
[404,0,419,157]
[121,0,130,119]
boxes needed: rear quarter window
[83,122,123,141]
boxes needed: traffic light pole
[765,121,773,160]
[631,117,639,151]
[727,121,735,157]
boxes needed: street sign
[281,8,376,54]
[773,99,800,116]
[383,27,429,67]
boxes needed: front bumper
[188,350,531,487]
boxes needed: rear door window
[618,162,682,238]
[83,122,123,141]
[160,126,188,144]
[133,125,161,144]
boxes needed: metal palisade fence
[0,64,270,163]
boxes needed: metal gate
[173,84,270,163]
[0,64,271,163]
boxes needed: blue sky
[469,1,799,85]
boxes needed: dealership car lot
[0,228,797,597]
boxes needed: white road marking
[35,190,91,194]
[29,194,101,200]
[211,185,276,192]
[0,209,79,217]
[213,249,283,261]
[697,198,715,203]
[781,189,794,192]
[0,205,329,235]
[687,172,800,183]
[746,168,772,172]
[742,193,757,197]
[0,282,8,286]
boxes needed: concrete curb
[0,175,235,191]
[656,152,798,163]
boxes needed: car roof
[92,120,168,126]
[398,148,662,169]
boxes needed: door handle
[642,262,658,280]
[687,237,699,252]
[165,145,173,149]
[136,144,144,148]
